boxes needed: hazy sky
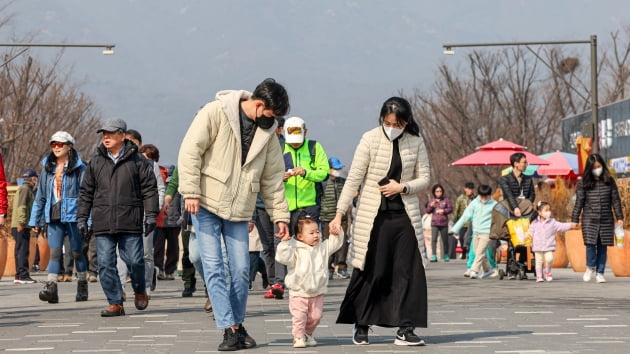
[3,0,629,166]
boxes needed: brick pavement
[1,260,629,353]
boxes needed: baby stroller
[491,201,535,280]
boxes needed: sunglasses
[50,142,66,148]
[287,127,303,135]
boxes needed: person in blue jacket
[29,131,88,304]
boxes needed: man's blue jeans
[48,222,86,275]
[96,233,145,305]
[192,207,249,329]
[586,237,608,274]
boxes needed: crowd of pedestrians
[0,77,625,351]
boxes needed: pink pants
[289,294,324,339]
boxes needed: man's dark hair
[509,152,526,167]
[252,78,290,117]
[126,129,143,145]
[464,182,475,189]
[478,184,492,196]
[140,144,160,162]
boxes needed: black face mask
[256,115,275,129]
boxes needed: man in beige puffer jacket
[178,78,291,351]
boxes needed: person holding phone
[329,97,430,346]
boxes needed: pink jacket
[529,217,573,252]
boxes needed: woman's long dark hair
[431,183,445,199]
[582,153,613,189]
[45,147,79,175]
[378,97,420,136]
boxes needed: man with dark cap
[11,168,39,284]
[78,118,159,317]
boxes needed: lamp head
[102,46,114,55]
[443,47,455,55]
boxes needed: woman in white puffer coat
[329,97,430,347]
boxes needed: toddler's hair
[530,200,550,222]
[294,214,318,236]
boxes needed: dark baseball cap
[97,118,127,133]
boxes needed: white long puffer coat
[335,127,430,270]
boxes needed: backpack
[307,140,327,205]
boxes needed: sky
[2,0,629,167]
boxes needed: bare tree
[0,55,101,181]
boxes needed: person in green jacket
[11,168,39,283]
[267,116,329,300]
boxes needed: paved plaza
[1,259,629,353]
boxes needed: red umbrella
[535,151,579,177]
[451,138,550,166]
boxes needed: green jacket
[165,167,178,197]
[453,193,474,228]
[283,139,329,211]
[11,182,36,228]
[320,177,346,222]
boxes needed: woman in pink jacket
[529,201,576,282]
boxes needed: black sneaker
[218,328,239,351]
[352,324,369,345]
[394,327,425,346]
[182,287,195,297]
[237,324,257,349]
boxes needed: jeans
[47,222,86,275]
[192,207,249,329]
[96,233,145,304]
[586,237,608,274]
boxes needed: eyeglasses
[287,127,303,135]
[50,142,65,148]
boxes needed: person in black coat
[77,118,159,317]
[571,153,624,284]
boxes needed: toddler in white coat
[276,215,343,348]
[529,201,577,282]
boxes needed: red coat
[0,154,8,215]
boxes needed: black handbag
[50,202,62,222]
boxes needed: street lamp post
[443,35,599,154]
[0,43,115,54]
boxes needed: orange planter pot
[37,235,50,272]
[2,237,16,277]
[608,230,630,276]
[564,229,586,272]
[552,232,569,268]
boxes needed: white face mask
[592,167,603,177]
[383,126,404,141]
[541,211,551,219]
[331,169,342,178]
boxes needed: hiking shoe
[352,324,369,345]
[545,271,553,282]
[430,255,438,262]
[394,327,425,346]
[596,273,607,283]
[292,337,306,348]
[469,271,479,279]
[270,283,284,299]
[583,268,594,282]
[218,328,239,351]
[101,304,125,317]
[443,255,450,262]
[304,333,317,347]
[31,264,40,273]
[236,324,256,349]
[463,269,471,277]
[335,269,350,279]
[88,274,98,282]
[63,274,73,282]
[76,280,89,302]
[14,277,36,284]
[157,271,166,280]
[263,287,276,299]
[39,281,59,303]
[165,273,175,280]
[134,292,149,310]
[182,287,195,297]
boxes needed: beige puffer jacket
[336,127,430,270]
[178,90,290,224]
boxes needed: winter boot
[39,281,59,303]
[76,280,89,301]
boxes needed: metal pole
[590,35,599,154]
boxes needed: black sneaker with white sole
[394,327,425,346]
[352,324,369,345]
